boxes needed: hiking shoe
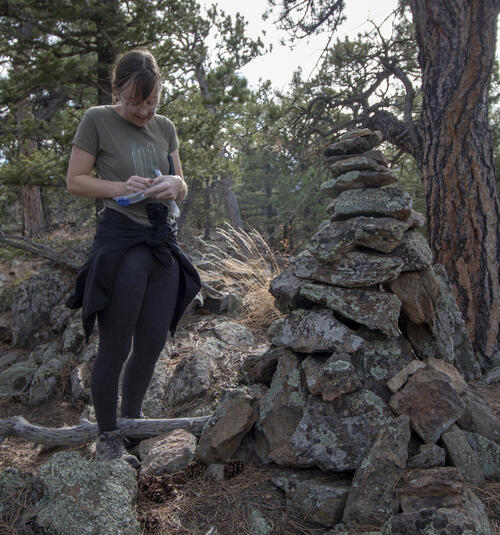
[95,429,141,468]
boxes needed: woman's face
[116,81,160,127]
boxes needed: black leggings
[91,244,179,433]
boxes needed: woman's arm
[66,145,152,199]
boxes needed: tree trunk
[21,185,45,238]
[221,174,243,229]
[204,176,212,240]
[177,179,200,237]
[410,0,500,367]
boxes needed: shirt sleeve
[158,116,179,153]
[72,110,99,158]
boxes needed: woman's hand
[146,175,183,200]
[124,175,154,194]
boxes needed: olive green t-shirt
[72,105,179,227]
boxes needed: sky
[200,0,500,92]
[200,0,401,90]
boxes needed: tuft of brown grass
[198,225,283,329]
[136,464,325,535]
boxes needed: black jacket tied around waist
[65,205,201,341]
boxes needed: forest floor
[0,227,499,534]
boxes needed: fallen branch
[0,232,82,271]
[0,415,211,446]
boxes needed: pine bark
[409,0,500,366]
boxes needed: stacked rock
[237,129,498,533]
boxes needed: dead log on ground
[0,415,211,446]
[0,230,83,271]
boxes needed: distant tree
[268,0,500,367]
[0,0,263,237]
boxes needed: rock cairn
[197,129,499,534]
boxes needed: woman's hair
[112,50,161,101]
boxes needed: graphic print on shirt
[131,142,160,178]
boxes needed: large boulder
[290,390,394,471]
[0,359,38,398]
[457,386,500,443]
[10,268,71,348]
[465,432,500,481]
[441,425,485,487]
[255,350,308,464]
[389,367,465,443]
[35,451,141,535]
[391,230,433,272]
[353,334,414,402]
[302,353,361,401]
[166,350,216,408]
[137,429,197,476]
[242,346,282,385]
[214,321,256,347]
[269,268,309,313]
[272,469,352,527]
[197,387,259,464]
[343,416,410,527]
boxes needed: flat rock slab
[324,131,383,157]
[391,230,433,271]
[269,308,364,354]
[320,169,397,197]
[294,250,404,288]
[307,217,409,262]
[396,467,465,513]
[138,429,197,476]
[328,187,412,221]
[272,469,352,527]
[290,390,394,471]
[302,353,361,401]
[343,416,410,527]
[255,350,308,462]
[389,367,465,443]
[197,387,258,464]
[35,451,141,535]
[328,156,389,176]
[299,283,401,337]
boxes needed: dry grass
[0,477,42,535]
[136,463,325,535]
[473,382,500,418]
[471,481,500,535]
[198,225,283,330]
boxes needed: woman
[66,50,201,466]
